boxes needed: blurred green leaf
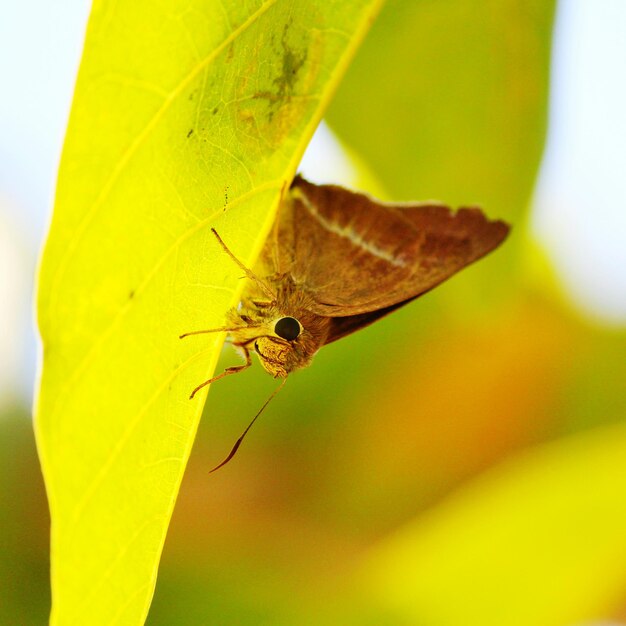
[355,421,626,626]
[0,412,50,626]
[34,1,382,624]
[327,0,555,220]
[555,327,626,432]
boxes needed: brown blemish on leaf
[253,19,308,121]
[226,42,235,63]
[233,13,323,154]
[275,21,308,96]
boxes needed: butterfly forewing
[268,176,509,323]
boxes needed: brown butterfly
[181,175,510,470]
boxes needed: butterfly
[181,175,510,470]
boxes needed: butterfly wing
[261,176,509,343]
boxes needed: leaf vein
[63,344,218,541]
[49,180,282,434]
[47,0,279,315]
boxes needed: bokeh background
[2,1,626,624]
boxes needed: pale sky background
[0,0,625,408]
[532,0,626,324]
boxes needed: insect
[181,175,510,470]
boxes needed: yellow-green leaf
[356,421,626,626]
[34,1,382,624]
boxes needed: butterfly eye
[274,316,301,341]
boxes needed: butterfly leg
[189,348,252,399]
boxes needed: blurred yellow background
[2,1,626,625]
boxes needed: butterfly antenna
[210,377,287,473]
[179,325,260,339]
[210,228,276,301]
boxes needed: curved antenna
[179,326,259,339]
[211,228,276,301]
[210,377,287,473]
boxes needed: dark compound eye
[274,316,301,341]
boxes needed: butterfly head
[229,302,327,377]
[251,316,303,377]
